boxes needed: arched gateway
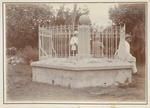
[31,15,137,88]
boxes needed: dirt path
[6,64,146,103]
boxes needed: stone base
[31,58,133,88]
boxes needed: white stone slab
[31,58,133,88]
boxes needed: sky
[47,3,117,27]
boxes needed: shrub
[7,47,17,56]
[21,45,39,64]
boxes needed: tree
[6,3,90,49]
[54,4,89,25]
[6,3,54,48]
[109,4,145,64]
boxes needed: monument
[78,15,91,58]
[31,15,136,88]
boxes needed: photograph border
[2,1,149,105]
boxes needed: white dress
[70,36,78,51]
[115,39,137,84]
[115,40,137,73]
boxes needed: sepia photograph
[3,2,147,104]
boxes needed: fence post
[115,26,117,56]
[38,24,41,60]
[101,31,104,57]
[68,25,71,57]
[114,24,126,60]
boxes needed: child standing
[70,31,78,57]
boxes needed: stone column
[78,25,91,57]
[78,15,91,58]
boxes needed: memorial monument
[31,15,136,88]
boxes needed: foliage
[55,4,89,25]
[6,3,54,48]
[109,4,145,63]
[21,45,39,64]
[6,3,89,49]
[109,4,145,33]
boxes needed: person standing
[70,31,78,57]
[115,34,137,73]
[125,34,137,73]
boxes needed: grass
[6,63,146,103]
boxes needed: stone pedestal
[31,58,133,88]
[78,25,91,58]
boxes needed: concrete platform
[31,58,133,88]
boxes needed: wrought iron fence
[39,24,124,59]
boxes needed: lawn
[6,63,146,103]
